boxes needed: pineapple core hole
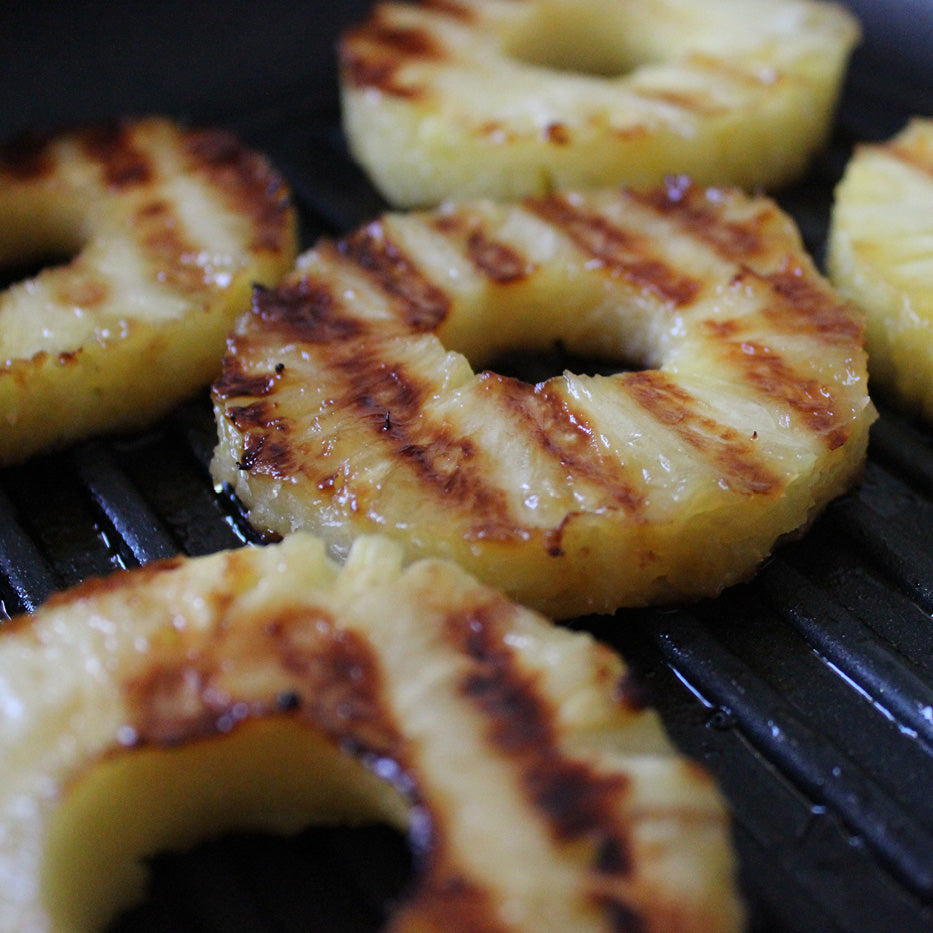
[110,824,412,931]
[501,6,660,78]
[0,251,75,290]
[41,719,414,932]
[489,340,635,384]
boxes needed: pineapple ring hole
[41,718,413,932]
[489,340,632,384]
[498,5,656,79]
[0,250,78,291]
[112,823,411,930]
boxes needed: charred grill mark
[333,351,520,539]
[698,266,862,448]
[338,222,451,330]
[265,611,405,763]
[253,280,365,344]
[544,121,572,144]
[219,380,294,477]
[339,14,440,97]
[53,268,110,309]
[123,605,407,770]
[445,604,639,903]
[723,340,850,449]
[628,177,767,262]
[528,194,700,307]
[236,431,294,475]
[466,230,530,284]
[226,400,276,431]
[625,371,782,494]
[213,354,278,401]
[133,197,213,293]
[485,373,645,524]
[433,213,532,284]
[184,127,293,255]
[759,264,863,344]
[82,120,153,189]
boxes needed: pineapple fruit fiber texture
[211,181,875,620]
[0,116,297,465]
[339,0,860,207]
[828,117,933,421]
[0,533,745,933]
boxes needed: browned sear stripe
[529,194,700,307]
[339,13,440,97]
[124,604,406,768]
[184,126,293,255]
[466,230,529,284]
[213,352,279,401]
[722,339,850,449]
[338,222,451,330]
[625,371,781,494]
[628,177,767,263]
[82,120,153,189]
[329,348,523,541]
[486,373,645,521]
[444,601,645,928]
[253,280,364,344]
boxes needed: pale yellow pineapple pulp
[828,117,933,419]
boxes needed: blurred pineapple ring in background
[828,118,933,421]
[339,0,860,208]
[211,181,875,619]
[0,116,297,466]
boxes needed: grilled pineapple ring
[211,181,875,619]
[0,533,745,933]
[828,118,933,420]
[0,116,297,465]
[339,0,860,207]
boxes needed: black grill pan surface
[2,3,933,931]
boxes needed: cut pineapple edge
[0,115,298,466]
[827,116,933,421]
[0,533,746,933]
[339,0,861,207]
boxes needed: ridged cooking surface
[2,4,933,931]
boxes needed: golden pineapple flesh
[211,182,875,619]
[0,533,744,933]
[339,0,860,207]
[828,117,933,419]
[0,116,297,465]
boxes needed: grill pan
[2,2,933,931]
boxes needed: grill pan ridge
[2,3,933,931]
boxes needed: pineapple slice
[211,181,875,619]
[339,0,860,207]
[827,117,933,420]
[0,533,745,933]
[0,116,297,465]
